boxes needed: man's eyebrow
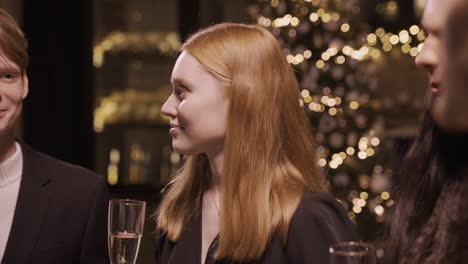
[0,66,19,73]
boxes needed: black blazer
[1,143,110,264]
[155,192,358,264]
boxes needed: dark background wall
[22,0,95,169]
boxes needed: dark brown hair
[387,109,468,263]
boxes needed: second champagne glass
[329,241,376,264]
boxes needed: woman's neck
[206,150,223,189]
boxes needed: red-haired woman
[155,23,357,264]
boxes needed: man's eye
[2,73,16,79]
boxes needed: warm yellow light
[390,35,400,45]
[341,23,350,32]
[107,164,118,185]
[321,52,331,61]
[295,54,304,63]
[381,192,390,200]
[309,13,319,22]
[342,46,353,56]
[367,33,377,44]
[336,55,346,64]
[376,28,385,37]
[349,101,360,110]
[286,55,294,64]
[321,96,330,104]
[387,1,398,14]
[304,50,312,58]
[329,107,338,116]
[381,34,390,44]
[399,30,409,38]
[371,137,380,146]
[375,205,384,216]
[353,198,360,206]
[358,199,366,207]
[316,60,325,69]
[370,49,381,59]
[327,98,337,107]
[332,13,340,21]
[327,47,338,56]
[409,25,420,35]
[318,158,327,167]
[271,0,279,7]
[304,95,312,103]
[359,141,368,151]
[417,30,426,41]
[110,148,120,163]
[339,152,347,159]
[360,192,369,200]
[346,147,355,155]
[366,148,375,156]
[291,17,300,27]
[401,44,411,53]
[358,151,368,159]
[301,89,310,98]
[329,160,338,169]
[335,97,342,105]
[308,102,316,111]
[322,13,331,23]
[317,9,325,16]
[353,205,362,214]
[335,156,344,165]
[410,47,419,57]
[383,42,393,52]
[399,33,410,44]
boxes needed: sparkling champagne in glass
[108,199,146,264]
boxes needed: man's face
[0,52,28,136]
[416,0,468,131]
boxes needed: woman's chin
[172,144,198,157]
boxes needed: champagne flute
[108,199,146,264]
[329,241,376,264]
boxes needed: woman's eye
[176,88,188,99]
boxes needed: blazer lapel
[2,143,51,264]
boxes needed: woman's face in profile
[161,51,230,157]
[434,0,468,132]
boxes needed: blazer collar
[2,142,51,264]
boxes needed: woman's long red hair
[156,23,326,262]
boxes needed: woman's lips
[431,81,442,95]
[169,126,182,136]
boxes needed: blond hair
[157,23,326,262]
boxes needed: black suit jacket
[1,143,110,264]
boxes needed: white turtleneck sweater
[0,143,23,260]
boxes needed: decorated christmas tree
[249,0,426,240]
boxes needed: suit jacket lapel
[2,143,51,264]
